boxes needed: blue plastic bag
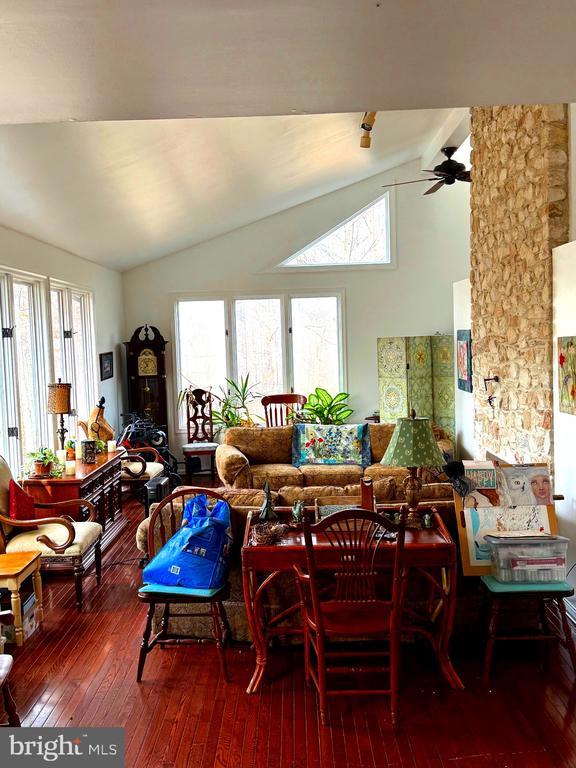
[142,494,232,592]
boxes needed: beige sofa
[215,423,454,504]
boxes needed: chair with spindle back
[261,393,307,427]
[182,389,219,481]
[293,507,407,726]
[137,487,231,682]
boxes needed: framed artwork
[454,462,558,576]
[456,330,472,392]
[99,352,114,381]
[558,336,576,414]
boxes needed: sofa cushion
[292,424,369,467]
[300,464,363,487]
[363,464,409,483]
[6,521,102,556]
[251,464,303,491]
[344,477,397,502]
[277,485,349,506]
[368,423,396,463]
[224,427,293,465]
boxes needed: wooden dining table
[241,508,464,694]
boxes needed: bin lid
[483,534,569,544]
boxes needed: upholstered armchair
[0,455,102,611]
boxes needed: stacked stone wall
[470,105,569,462]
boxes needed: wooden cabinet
[23,452,124,551]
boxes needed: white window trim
[270,190,397,274]
[172,289,346,433]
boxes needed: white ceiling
[0,109,459,270]
[0,2,576,123]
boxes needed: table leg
[436,562,464,690]
[33,565,44,623]
[10,589,23,647]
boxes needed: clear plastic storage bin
[484,535,569,583]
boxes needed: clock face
[138,348,158,376]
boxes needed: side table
[0,552,43,647]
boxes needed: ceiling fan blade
[381,177,437,189]
[456,170,471,182]
[424,180,445,196]
[422,168,451,177]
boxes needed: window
[291,296,341,396]
[49,284,97,437]
[280,193,391,269]
[174,292,344,428]
[0,267,96,472]
[175,299,228,428]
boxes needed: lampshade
[47,379,72,415]
[381,414,445,468]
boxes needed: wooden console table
[23,451,124,555]
[242,509,463,695]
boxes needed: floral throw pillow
[293,424,370,467]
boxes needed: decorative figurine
[291,499,305,525]
[258,480,278,522]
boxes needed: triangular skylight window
[280,192,391,268]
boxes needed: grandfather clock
[124,325,168,427]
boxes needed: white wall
[553,240,576,588]
[453,278,476,459]
[123,159,471,451]
[0,226,125,432]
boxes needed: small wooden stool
[481,576,576,684]
[0,552,43,647]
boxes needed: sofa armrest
[215,444,251,488]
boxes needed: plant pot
[34,460,53,476]
[66,448,75,460]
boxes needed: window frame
[172,289,346,433]
[275,191,397,273]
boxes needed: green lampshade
[381,415,445,468]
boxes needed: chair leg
[211,602,228,682]
[94,540,102,586]
[137,603,155,682]
[390,627,401,728]
[317,636,328,726]
[160,603,170,640]
[2,682,21,727]
[74,564,84,611]
[557,597,576,672]
[217,600,232,644]
[483,597,500,685]
[303,627,311,685]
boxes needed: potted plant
[295,388,354,425]
[28,447,58,476]
[64,438,76,460]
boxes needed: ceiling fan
[382,146,471,195]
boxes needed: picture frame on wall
[456,329,473,392]
[558,336,576,414]
[99,351,114,381]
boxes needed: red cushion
[9,479,36,521]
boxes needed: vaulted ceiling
[0,109,460,270]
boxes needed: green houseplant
[297,388,354,425]
[28,447,58,476]
[213,375,261,429]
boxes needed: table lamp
[47,378,72,450]
[381,409,445,529]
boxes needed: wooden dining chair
[182,389,219,481]
[293,507,407,727]
[136,487,231,683]
[0,611,21,726]
[261,394,307,427]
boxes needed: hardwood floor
[4,498,576,768]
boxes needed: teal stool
[480,576,576,684]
